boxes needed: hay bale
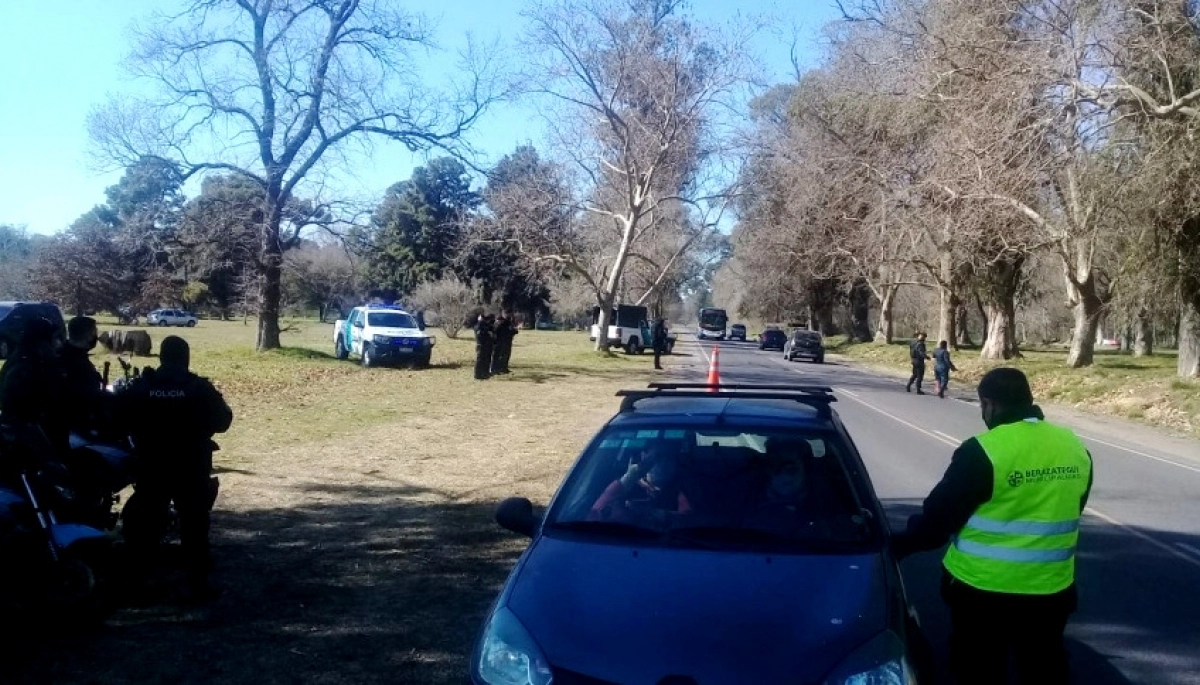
[123,330,153,357]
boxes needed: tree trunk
[257,256,283,351]
[848,279,871,343]
[1179,300,1200,377]
[975,293,989,343]
[1066,277,1103,368]
[594,216,637,352]
[956,302,973,348]
[980,300,1019,359]
[874,285,897,344]
[937,285,958,350]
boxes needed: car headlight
[372,334,390,344]
[473,607,552,685]
[825,632,916,685]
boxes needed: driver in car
[589,444,692,525]
[742,439,817,534]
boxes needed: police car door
[350,310,365,354]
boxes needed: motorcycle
[0,422,118,628]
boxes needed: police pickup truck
[333,305,436,368]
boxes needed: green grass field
[828,337,1198,436]
[10,317,666,684]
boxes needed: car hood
[506,535,887,684]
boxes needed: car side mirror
[496,497,538,538]
[354,321,364,329]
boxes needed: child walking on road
[932,340,958,399]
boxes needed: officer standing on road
[906,331,931,394]
[473,314,495,380]
[652,318,668,371]
[892,368,1094,685]
[117,336,232,602]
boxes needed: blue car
[471,384,929,685]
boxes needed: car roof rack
[616,383,836,416]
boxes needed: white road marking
[837,390,958,448]
[839,388,860,398]
[1084,508,1200,570]
[933,430,958,443]
[1075,432,1200,475]
[837,388,1200,570]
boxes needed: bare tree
[514,0,753,350]
[408,276,478,339]
[89,0,500,350]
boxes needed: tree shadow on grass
[5,483,526,685]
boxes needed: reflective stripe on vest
[943,419,1092,595]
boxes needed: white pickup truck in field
[333,305,436,368]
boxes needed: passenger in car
[589,444,692,525]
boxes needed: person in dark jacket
[491,313,518,375]
[0,317,68,452]
[932,339,958,399]
[892,368,1094,685]
[116,336,232,601]
[651,319,668,370]
[906,331,930,394]
[473,314,495,380]
[59,316,110,434]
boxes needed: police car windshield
[367,312,417,329]
[547,426,877,552]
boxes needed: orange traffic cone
[707,345,721,392]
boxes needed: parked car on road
[474,384,928,685]
[758,328,787,351]
[0,301,65,359]
[785,329,826,363]
[729,323,747,341]
[146,309,198,327]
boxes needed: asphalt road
[673,336,1200,685]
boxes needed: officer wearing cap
[892,368,1094,684]
[117,336,232,602]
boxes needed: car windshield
[0,305,13,320]
[794,332,821,343]
[547,425,877,552]
[368,312,418,329]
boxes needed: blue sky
[0,1,843,236]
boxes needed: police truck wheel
[335,337,349,360]
[361,344,375,368]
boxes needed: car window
[367,312,418,328]
[0,305,12,320]
[547,425,875,552]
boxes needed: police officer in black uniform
[474,314,495,380]
[0,317,68,451]
[117,336,232,601]
[652,318,668,370]
[59,316,110,435]
[492,313,518,375]
[906,331,931,394]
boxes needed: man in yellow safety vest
[892,368,1093,684]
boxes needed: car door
[350,311,365,354]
